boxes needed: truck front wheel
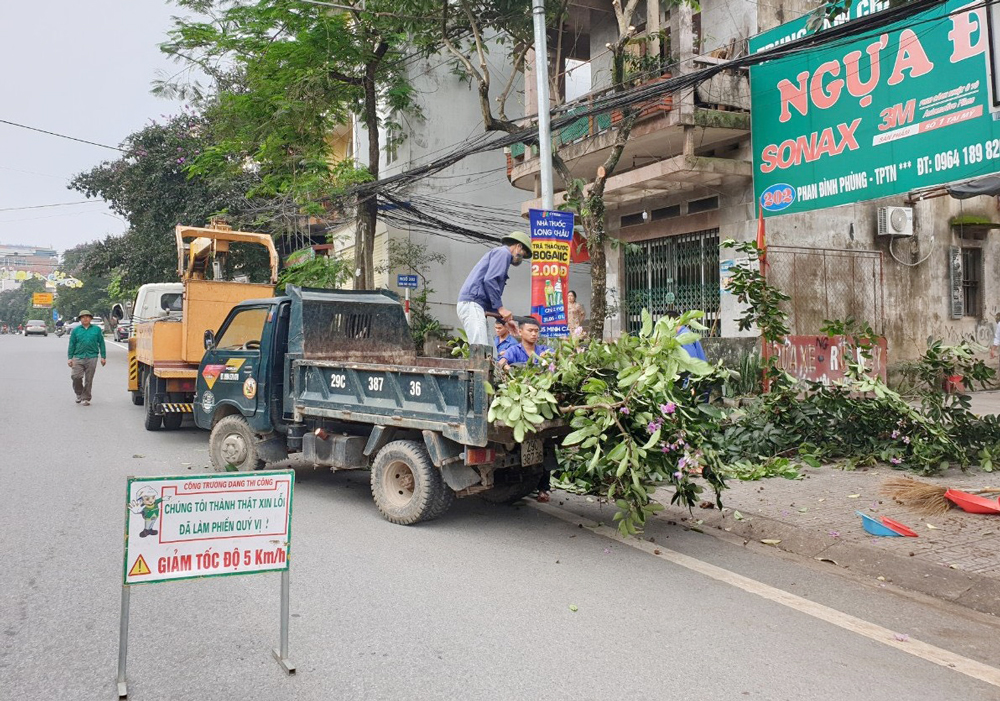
[210,415,266,471]
[371,440,453,525]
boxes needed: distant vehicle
[24,320,47,337]
[114,319,132,342]
[90,316,106,332]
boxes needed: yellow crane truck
[128,221,278,430]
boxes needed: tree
[433,0,657,339]
[161,0,435,290]
[53,243,113,321]
[70,112,275,293]
[376,239,446,351]
[0,278,47,328]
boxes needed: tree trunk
[587,209,608,339]
[355,62,380,291]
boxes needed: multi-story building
[506,0,1000,365]
[0,244,59,291]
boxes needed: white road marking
[530,500,1000,690]
[109,340,128,351]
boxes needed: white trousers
[457,301,490,347]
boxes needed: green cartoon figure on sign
[128,486,170,538]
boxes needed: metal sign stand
[116,585,130,698]
[272,569,296,674]
[115,567,295,698]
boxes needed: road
[2,334,999,700]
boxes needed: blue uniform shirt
[502,342,552,365]
[678,324,706,361]
[458,246,513,314]
[495,334,518,355]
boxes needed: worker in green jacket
[67,310,106,406]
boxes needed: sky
[0,1,192,255]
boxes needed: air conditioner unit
[877,206,913,237]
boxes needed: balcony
[507,71,751,210]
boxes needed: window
[623,228,720,335]
[688,196,719,214]
[216,307,269,350]
[620,212,646,227]
[962,247,982,318]
[160,293,183,312]
[651,205,681,221]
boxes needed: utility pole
[531,0,555,210]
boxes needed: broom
[880,476,1000,516]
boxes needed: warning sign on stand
[122,471,294,586]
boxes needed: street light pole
[531,0,555,210]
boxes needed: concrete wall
[766,194,1000,360]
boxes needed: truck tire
[480,466,545,505]
[131,391,144,406]
[143,373,162,431]
[209,415,266,472]
[163,413,183,430]
[371,440,452,525]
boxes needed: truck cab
[195,286,565,525]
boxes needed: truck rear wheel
[371,440,453,525]
[480,466,545,505]
[131,391,144,406]
[143,373,161,431]
[210,415,266,472]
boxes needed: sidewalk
[661,465,1000,616]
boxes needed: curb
[660,505,1000,618]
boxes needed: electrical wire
[341,0,960,207]
[0,119,124,152]
[0,200,105,213]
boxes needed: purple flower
[902,436,910,445]
[647,422,659,434]
[890,457,902,465]
[661,443,671,454]
[619,406,630,415]
[677,456,689,470]
[548,363,556,373]
[891,430,900,439]
[660,402,677,415]
[673,471,683,480]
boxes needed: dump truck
[193,286,567,525]
[129,221,278,431]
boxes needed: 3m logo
[128,555,151,577]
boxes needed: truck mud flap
[159,403,193,413]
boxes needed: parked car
[24,320,47,337]
[90,316,106,332]
[114,319,132,342]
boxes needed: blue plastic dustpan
[856,511,903,537]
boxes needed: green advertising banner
[750,0,1000,216]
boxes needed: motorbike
[55,327,66,338]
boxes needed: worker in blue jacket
[457,232,532,349]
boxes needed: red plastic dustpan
[945,489,1000,515]
[881,516,918,537]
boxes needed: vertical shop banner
[529,209,575,338]
[749,0,1000,216]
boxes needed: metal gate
[765,246,885,334]
[623,229,720,335]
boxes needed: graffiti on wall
[764,335,888,385]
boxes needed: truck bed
[289,354,492,446]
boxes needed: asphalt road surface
[2,334,999,700]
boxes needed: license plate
[520,438,544,466]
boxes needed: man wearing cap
[67,310,106,406]
[457,231,532,348]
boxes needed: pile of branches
[489,310,728,536]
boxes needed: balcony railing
[507,74,673,171]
